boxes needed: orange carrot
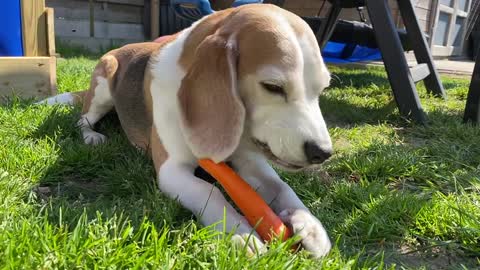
[198,159,292,242]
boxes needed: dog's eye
[260,82,286,98]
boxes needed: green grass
[1,49,479,269]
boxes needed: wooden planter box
[0,0,57,101]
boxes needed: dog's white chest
[149,29,195,164]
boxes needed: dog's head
[178,4,332,170]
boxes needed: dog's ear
[178,35,245,163]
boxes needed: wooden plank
[151,0,160,39]
[37,6,48,56]
[416,0,431,9]
[47,0,144,24]
[21,0,47,56]
[48,0,144,5]
[57,36,145,52]
[55,19,145,39]
[96,0,144,6]
[415,7,429,21]
[90,0,95,37]
[410,63,430,82]
[0,57,57,100]
[418,19,429,32]
[46,8,56,56]
[48,56,57,96]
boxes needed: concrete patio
[422,58,475,76]
[355,54,476,77]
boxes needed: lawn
[0,47,479,269]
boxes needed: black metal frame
[315,0,446,123]
[463,46,480,123]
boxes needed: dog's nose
[304,141,332,164]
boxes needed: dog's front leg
[231,152,331,258]
[158,158,265,254]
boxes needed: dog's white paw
[231,233,266,257]
[279,208,331,258]
[83,131,107,145]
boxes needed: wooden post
[20,0,47,56]
[46,8,56,57]
[151,0,160,40]
[0,57,56,99]
[89,0,95,37]
[463,47,480,123]
[46,7,57,94]
[1,1,57,101]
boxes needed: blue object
[172,0,263,21]
[0,0,23,56]
[322,41,382,63]
[170,1,380,63]
[172,0,214,21]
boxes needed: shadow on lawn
[321,90,468,129]
[320,94,398,126]
[329,67,392,90]
[323,66,471,127]
[26,90,477,268]
[323,67,404,126]
[30,108,193,231]
[0,97,38,109]
[26,105,430,266]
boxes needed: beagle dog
[42,4,333,257]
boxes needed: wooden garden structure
[0,0,57,100]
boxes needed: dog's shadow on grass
[30,106,193,231]
[29,104,426,263]
[26,82,477,267]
